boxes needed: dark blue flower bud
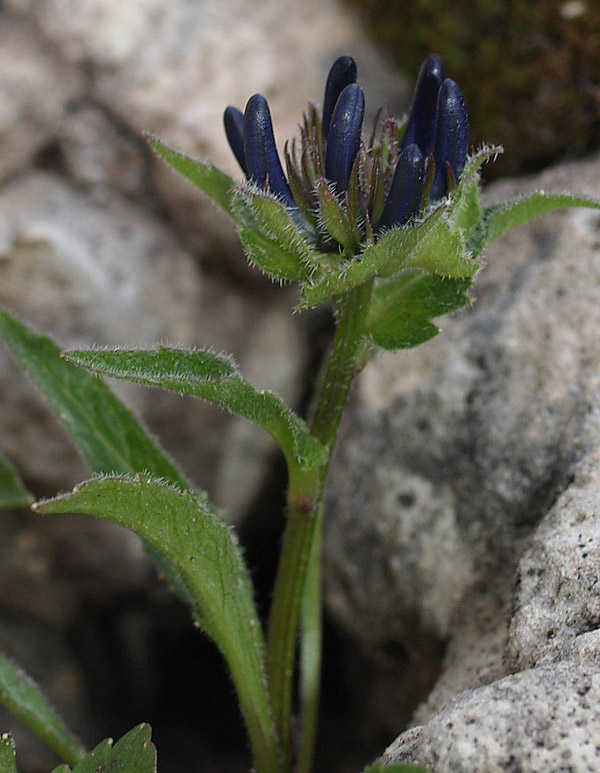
[322,55,358,140]
[243,94,295,207]
[400,53,445,157]
[378,143,425,229]
[324,83,365,194]
[223,106,248,177]
[430,78,469,200]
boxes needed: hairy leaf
[476,191,600,252]
[247,192,315,264]
[0,651,85,766]
[232,193,328,283]
[0,311,187,487]
[0,734,16,773]
[297,148,497,309]
[63,347,327,472]
[367,270,472,350]
[54,724,156,773]
[446,145,502,235]
[238,223,308,281]
[0,452,32,510]
[146,134,236,216]
[36,476,279,773]
[298,206,477,309]
[316,180,360,251]
[0,309,191,600]
[233,194,309,281]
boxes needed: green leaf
[232,192,332,283]
[0,650,86,766]
[446,145,502,236]
[238,226,304,282]
[371,210,476,281]
[146,134,236,216]
[238,222,307,281]
[0,734,17,773]
[0,309,192,601]
[232,194,310,281]
[0,311,187,487]
[477,191,600,251]
[57,724,156,773]
[297,148,500,310]
[63,346,328,473]
[247,192,315,265]
[0,452,32,510]
[299,206,477,310]
[367,270,472,350]
[36,476,279,773]
[316,180,360,252]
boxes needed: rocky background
[0,1,599,772]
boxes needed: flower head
[224,54,469,253]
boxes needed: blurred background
[0,0,598,770]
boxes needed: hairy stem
[266,280,373,772]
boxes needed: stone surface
[0,170,303,515]
[0,169,203,492]
[324,152,600,766]
[57,104,146,198]
[0,13,82,185]
[384,659,600,773]
[5,0,600,768]
[506,440,600,673]
[0,2,410,771]
[6,0,405,277]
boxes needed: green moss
[345,0,600,177]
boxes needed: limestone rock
[6,0,406,275]
[0,171,302,516]
[0,13,82,184]
[324,152,600,764]
[0,170,203,491]
[384,659,600,773]
[56,104,146,198]
[507,441,600,673]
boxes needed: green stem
[297,502,323,773]
[266,281,373,772]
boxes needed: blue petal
[325,83,365,194]
[223,106,248,177]
[322,55,358,140]
[401,53,445,157]
[430,78,469,200]
[243,94,295,207]
[378,143,425,229]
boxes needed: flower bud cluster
[224,54,468,253]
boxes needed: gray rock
[384,659,600,773]
[0,170,204,491]
[0,171,302,517]
[214,305,305,520]
[6,0,407,275]
[507,439,600,672]
[324,152,600,764]
[56,105,146,198]
[0,13,82,185]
